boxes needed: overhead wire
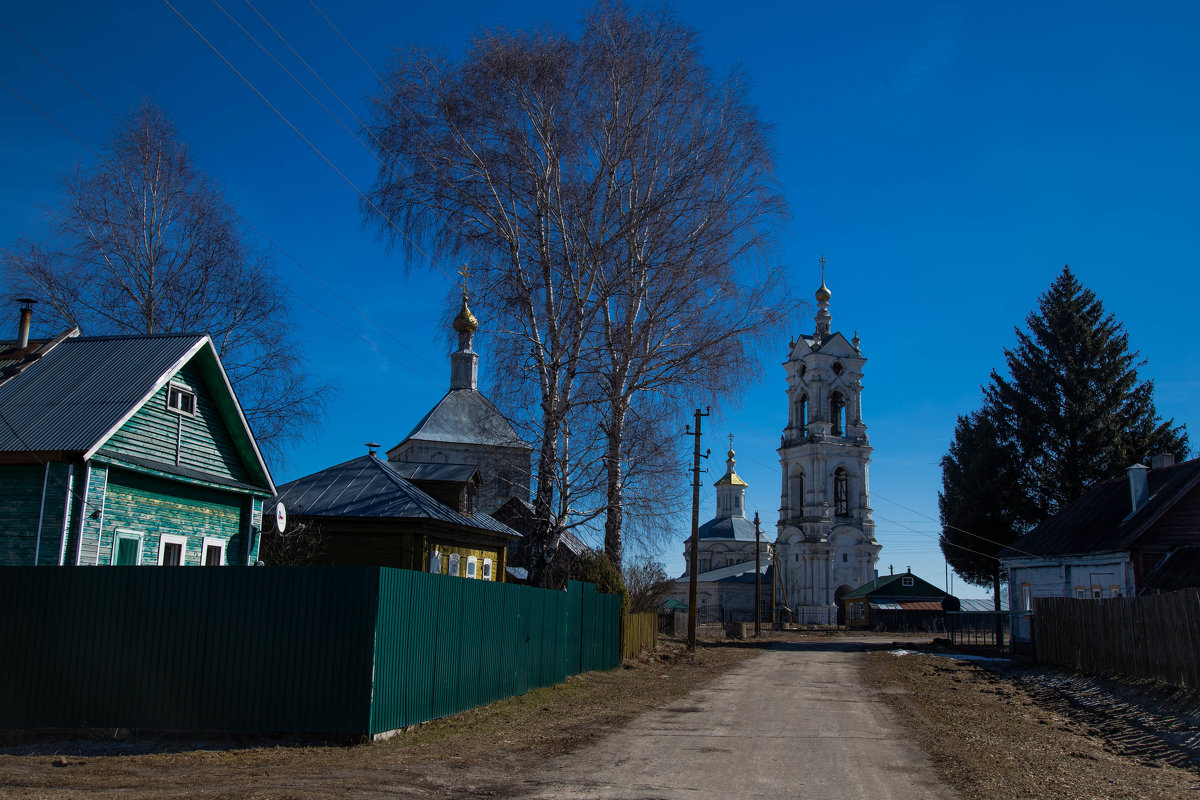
[2,14,447,382]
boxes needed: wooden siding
[103,362,253,485]
[75,463,108,565]
[0,465,48,565]
[102,468,247,566]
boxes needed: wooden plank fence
[621,612,658,659]
[1032,589,1200,687]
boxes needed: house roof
[0,332,273,492]
[1000,458,1200,560]
[274,454,519,539]
[390,388,531,452]
[388,461,479,484]
[1140,545,1200,595]
[697,514,761,542]
[842,572,949,600]
[490,496,586,555]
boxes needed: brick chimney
[1128,463,1149,514]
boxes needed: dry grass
[862,651,1200,800]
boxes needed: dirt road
[517,639,956,800]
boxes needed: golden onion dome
[815,278,832,303]
[452,295,479,334]
[728,448,736,459]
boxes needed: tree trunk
[603,401,626,569]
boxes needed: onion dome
[452,295,478,334]
[815,278,831,303]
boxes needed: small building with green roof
[842,570,956,631]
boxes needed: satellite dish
[274,502,287,533]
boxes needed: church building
[387,294,533,516]
[774,270,881,622]
[672,442,773,622]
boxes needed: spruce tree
[940,266,1187,591]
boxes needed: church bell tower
[775,260,880,621]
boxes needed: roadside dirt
[0,635,769,799]
[862,650,1200,800]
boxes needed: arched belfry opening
[830,392,846,436]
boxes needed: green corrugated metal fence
[0,567,620,737]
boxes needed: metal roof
[388,461,479,483]
[392,388,531,451]
[1140,545,1200,595]
[842,571,949,600]
[274,454,520,538]
[955,598,1010,613]
[697,514,761,542]
[1000,458,1200,559]
[0,333,205,453]
[675,559,772,584]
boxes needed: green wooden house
[0,331,276,567]
[272,453,519,580]
[841,570,956,631]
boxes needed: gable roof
[389,388,531,453]
[1000,458,1200,559]
[274,454,519,539]
[842,572,949,600]
[0,332,274,492]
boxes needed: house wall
[103,362,253,485]
[309,521,507,582]
[1006,552,1133,641]
[0,463,78,566]
[98,468,253,566]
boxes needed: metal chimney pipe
[365,441,380,458]
[1128,463,1149,514]
[16,299,36,349]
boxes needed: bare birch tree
[2,101,329,461]
[365,1,788,581]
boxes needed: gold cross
[819,254,827,282]
[457,263,471,295]
[728,433,734,449]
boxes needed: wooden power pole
[754,510,762,637]
[686,407,710,651]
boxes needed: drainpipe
[1128,463,1149,514]
[33,462,48,565]
[58,464,73,565]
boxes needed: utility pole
[754,510,762,637]
[685,407,710,651]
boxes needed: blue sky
[3,1,1198,595]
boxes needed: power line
[160,0,450,284]
[308,0,381,82]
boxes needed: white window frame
[1020,583,1031,612]
[429,549,442,574]
[166,382,196,416]
[466,555,477,579]
[482,558,493,581]
[448,553,460,577]
[901,576,914,587]
[158,534,188,566]
[202,537,226,566]
[112,528,144,566]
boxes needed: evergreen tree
[941,266,1187,591]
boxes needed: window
[834,468,849,516]
[1021,583,1031,612]
[734,496,740,510]
[797,394,808,428]
[842,553,848,563]
[1074,586,1086,599]
[832,362,844,376]
[448,553,460,577]
[113,530,143,566]
[830,392,846,436]
[466,556,478,579]
[202,537,226,566]
[901,576,914,587]
[429,550,442,574]
[1091,585,1102,600]
[158,534,187,566]
[482,558,493,581]
[1109,585,1121,598]
[167,384,196,415]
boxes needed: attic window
[167,384,195,415]
[902,576,914,587]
